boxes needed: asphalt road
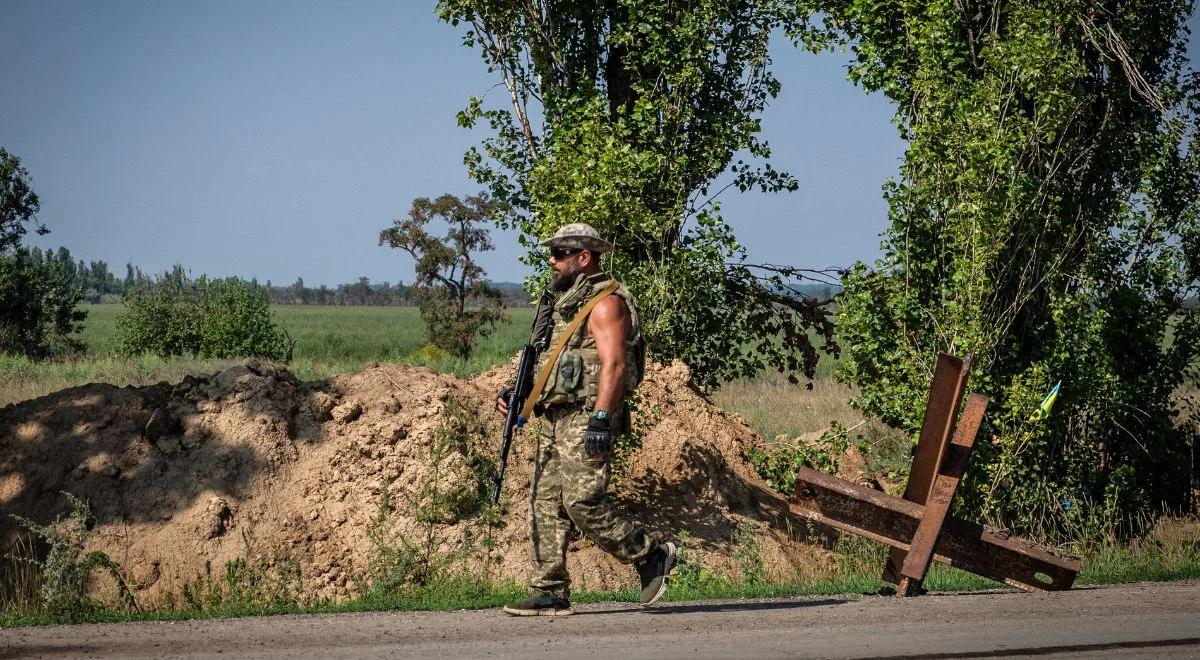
[3,580,1198,659]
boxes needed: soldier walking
[495,223,676,616]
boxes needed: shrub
[0,249,86,358]
[364,397,501,597]
[9,493,138,617]
[116,276,287,361]
[748,422,852,495]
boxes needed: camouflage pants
[529,404,652,598]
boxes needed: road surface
[3,580,1198,658]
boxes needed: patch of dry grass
[712,376,862,439]
[710,376,914,484]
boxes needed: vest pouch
[580,349,601,408]
[541,351,584,405]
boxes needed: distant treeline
[29,246,1197,312]
[262,276,526,307]
[29,246,530,307]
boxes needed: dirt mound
[0,359,830,604]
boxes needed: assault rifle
[491,292,554,505]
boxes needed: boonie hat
[539,223,614,254]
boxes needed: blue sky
[2,2,1197,286]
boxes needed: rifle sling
[519,280,619,420]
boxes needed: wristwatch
[591,409,610,422]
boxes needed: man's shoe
[501,591,573,616]
[636,540,677,606]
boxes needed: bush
[0,249,85,358]
[9,493,138,617]
[116,276,287,361]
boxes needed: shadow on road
[642,597,846,615]
[569,597,845,616]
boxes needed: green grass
[0,304,533,406]
[4,534,1197,628]
[79,303,533,371]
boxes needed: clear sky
[3,2,1197,286]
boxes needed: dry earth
[0,358,835,606]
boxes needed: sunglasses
[550,247,583,260]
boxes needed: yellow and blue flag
[1030,381,1061,422]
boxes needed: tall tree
[794,0,1200,532]
[380,193,509,360]
[0,149,85,357]
[0,148,46,253]
[437,0,837,388]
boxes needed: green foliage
[380,193,510,360]
[733,521,766,586]
[0,249,86,358]
[0,148,45,253]
[612,393,657,477]
[364,397,502,598]
[179,556,303,613]
[749,421,852,494]
[9,493,139,617]
[0,150,86,359]
[418,396,498,525]
[667,530,716,592]
[438,0,837,389]
[116,276,287,361]
[796,0,1200,533]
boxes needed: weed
[734,521,766,586]
[363,396,504,599]
[417,396,497,524]
[8,492,139,617]
[612,392,659,478]
[179,553,304,613]
[749,421,853,494]
[0,534,41,614]
[669,531,719,592]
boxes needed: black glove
[583,414,613,461]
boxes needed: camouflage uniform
[527,266,652,599]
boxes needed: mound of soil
[0,359,831,604]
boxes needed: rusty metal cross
[790,353,1080,596]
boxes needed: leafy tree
[794,0,1200,533]
[0,149,85,358]
[0,249,85,358]
[116,275,287,361]
[437,0,837,389]
[379,192,509,360]
[0,148,47,253]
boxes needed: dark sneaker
[636,541,677,606]
[501,591,573,617]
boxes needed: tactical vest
[534,271,645,409]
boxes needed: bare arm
[588,295,631,414]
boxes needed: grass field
[78,303,534,371]
[2,304,854,447]
[0,304,536,407]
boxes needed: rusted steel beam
[792,467,1080,593]
[884,353,971,584]
[897,393,988,597]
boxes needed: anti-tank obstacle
[789,353,1080,596]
